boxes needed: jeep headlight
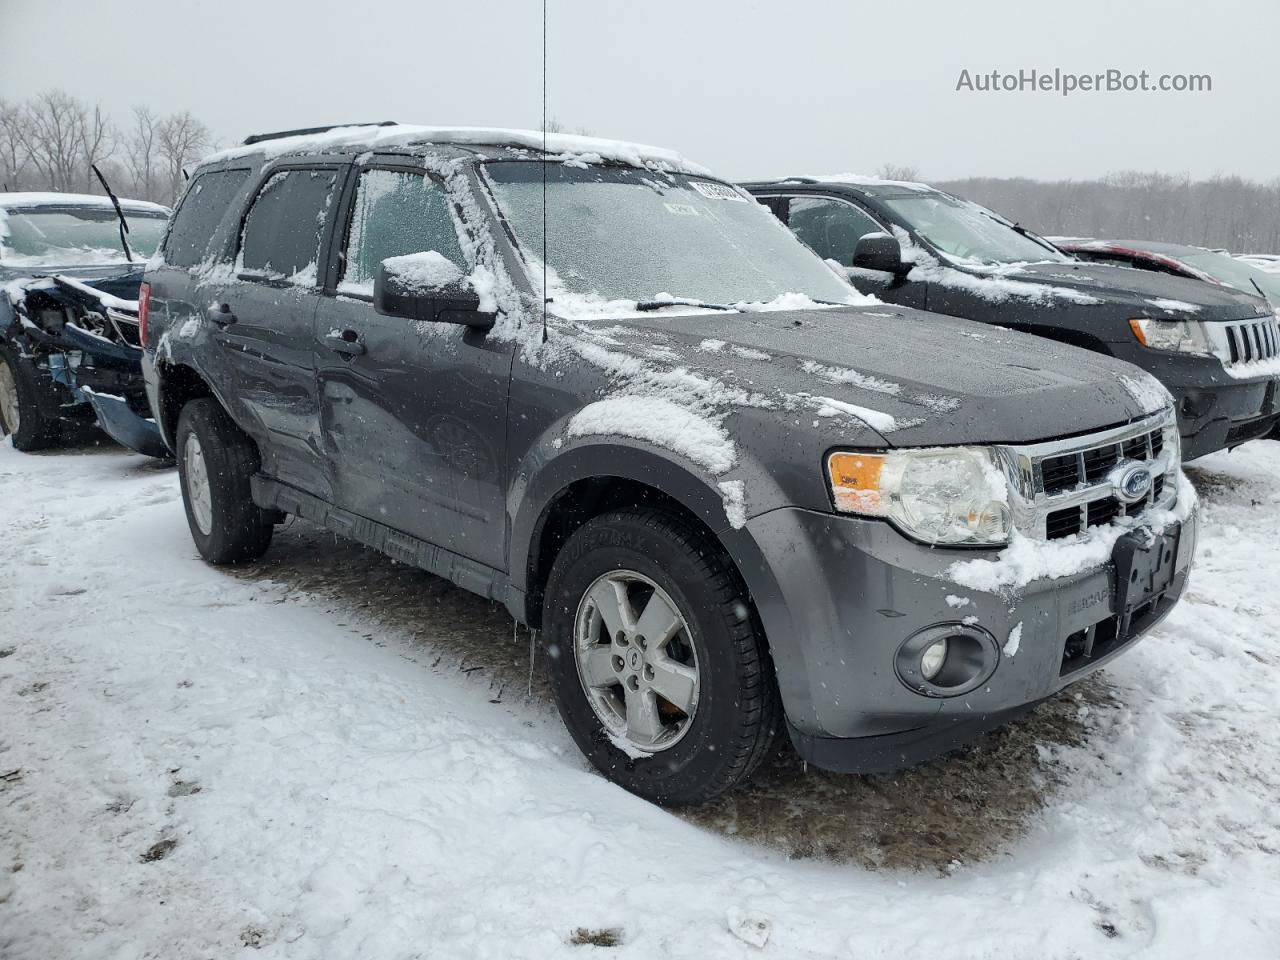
[1129,317,1212,355]
[827,448,1011,546]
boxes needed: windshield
[1182,252,1280,307]
[881,193,1070,266]
[484,162,856,309]
[0,206,168,267]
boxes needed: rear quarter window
[163,169,251,267]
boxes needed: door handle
[325,330,366,356]
[207,303,236,325]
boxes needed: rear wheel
[0,345,59,451]
[543,509,781,805]
[176,398,274,564]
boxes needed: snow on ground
[2,440,1279,958]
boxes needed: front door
[314,162,513,570]
[206,164,344,497]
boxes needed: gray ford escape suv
[141,124,1197,804]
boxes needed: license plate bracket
[1113,527,1180,615]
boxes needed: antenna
[541,0,549,343]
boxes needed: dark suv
[744,177,1280,459]
[142,125,1196,804]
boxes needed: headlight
[1129,317,1212,355]
[826,447,1011,546]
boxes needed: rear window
[163,169,250,267]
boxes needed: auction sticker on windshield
[689,181,748,201]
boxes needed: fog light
[895,623,1000,698]
[920,638,948,680]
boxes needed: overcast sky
[6,0,1277,183]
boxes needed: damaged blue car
[0,191,171,456]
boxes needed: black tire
[175,397,274,564]
[0,344,60,451]
[543,509,782,805]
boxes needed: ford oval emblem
[1115,463,1153,504]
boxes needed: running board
[250,474,516,610]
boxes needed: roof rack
[242,121,398,146]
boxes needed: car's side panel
[313,160,515,569]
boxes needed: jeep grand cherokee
[745,176,1279,459]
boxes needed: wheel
[0,344,60,451]
[175,397,274,564]
[543,509,782,805]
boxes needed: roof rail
[777,176,818,184]
[242,121,398,146]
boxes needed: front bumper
[1108,343,1279,459]
[743,503,1196,774]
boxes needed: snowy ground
[1,439,1278,959]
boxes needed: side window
[163,169,250,268]
[786,197,884,265]
[339,169,465,295]
[239,168,339,284]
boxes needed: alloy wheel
[573,570,700,752]
[183,433,214,535]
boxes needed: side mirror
[851,232,910,276]
[373,252,496,329]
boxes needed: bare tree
[156,111,211,204]
[938,171,1280,253]
[80,103,117,193]
[877,163,920,182]
[124,106,160,201]
[0,99,31,191]
[18,90,86,191]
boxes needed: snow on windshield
[892,227,1102,306]
[0,205,168,267]
[483,162,864,314]
[883,193,1069,266]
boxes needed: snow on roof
[0,192,170,214]
[800,173,934,192]
[202,124,711,176]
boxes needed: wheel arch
[511,443,791,642]
[154,360,217,450]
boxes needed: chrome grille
[997,410,1179,541]
[1206,316,1280,367]
[1037,425,1164,496]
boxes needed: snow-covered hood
[960,260,1268,323]
[609,305,1168,447]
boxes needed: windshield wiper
[1009,220,1063,256]
[635,297,735,312]
[91,164,134,264]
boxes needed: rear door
[205,163,344,498]
[313,160,513,569]
[772,193,928,308]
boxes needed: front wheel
[0,344,59,451]
[543,509,782,805]
[176,398,274,564]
